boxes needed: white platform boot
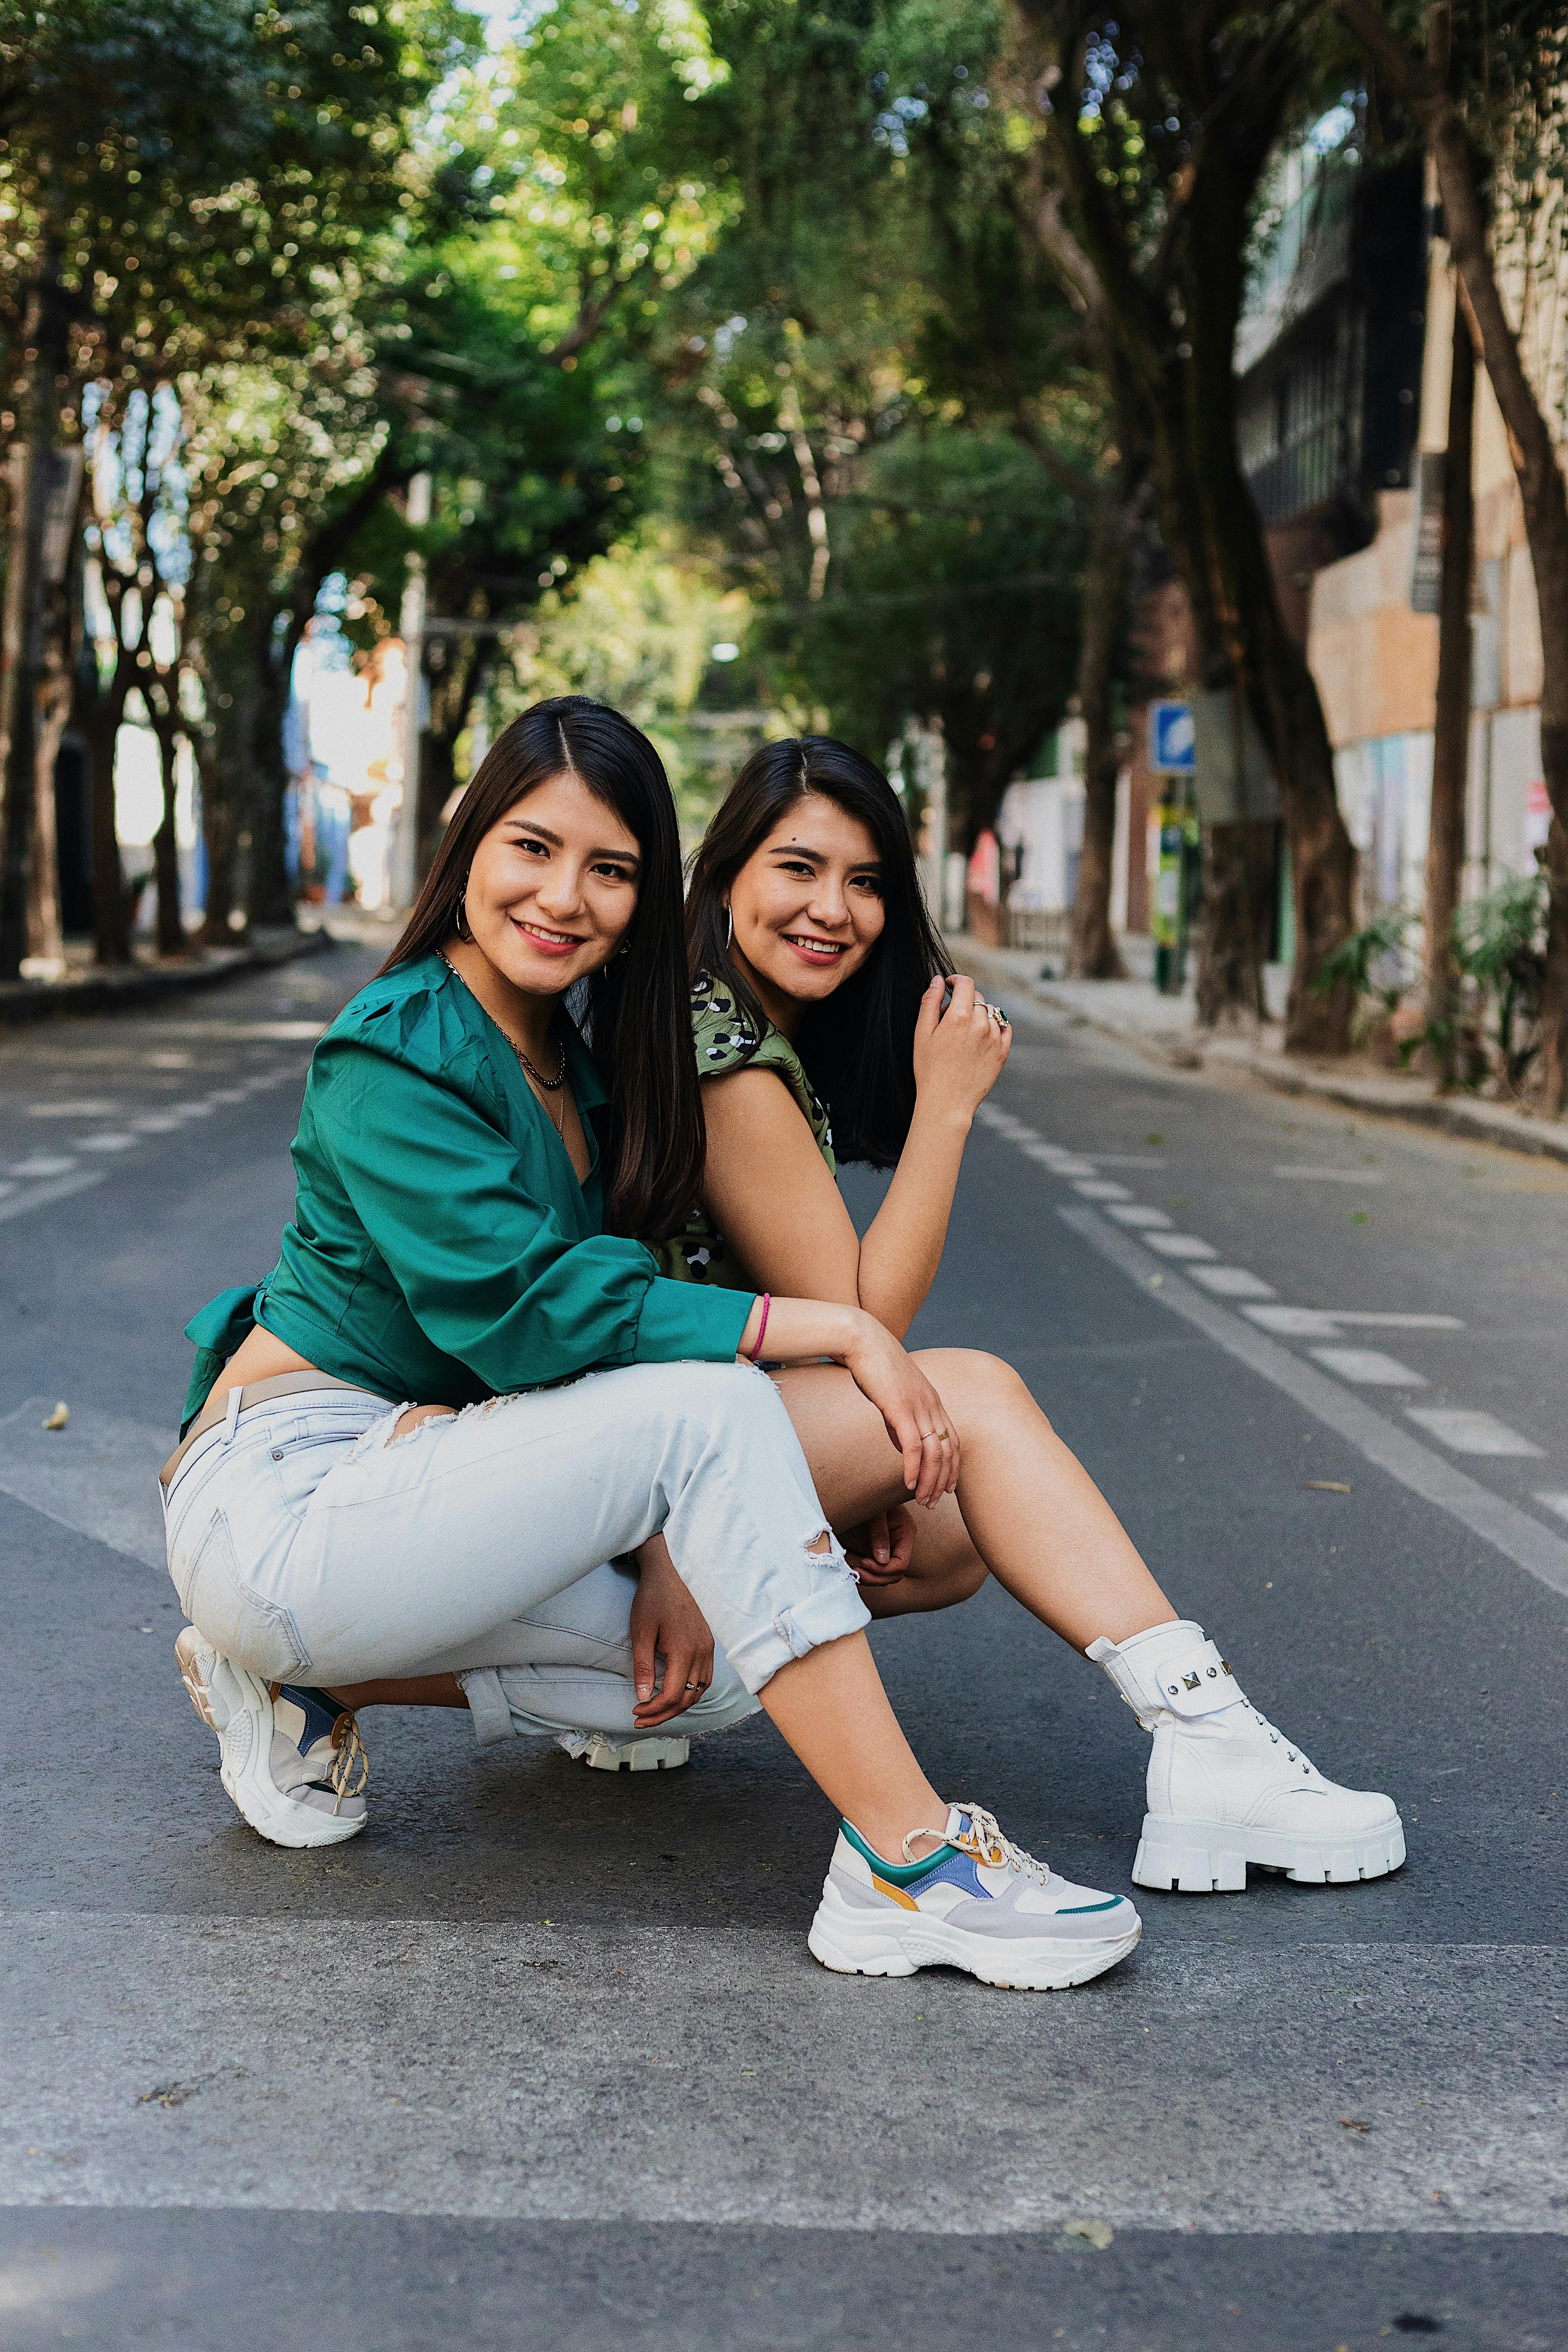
[1087,1620,1405,1893]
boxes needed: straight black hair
[685,736,952,1167]
[381,696,703,1240]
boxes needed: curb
[951,937,1568,1168]
[0,926,335,1029]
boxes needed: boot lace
[1240,1703,1316,1778]
[903,1803,1052,1885]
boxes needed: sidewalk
[0,920,336,1028]
[949,932,1568,1166]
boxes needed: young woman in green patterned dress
[634,735,1403,1898]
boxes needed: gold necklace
[442,953,567,1134]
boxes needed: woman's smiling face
[462,769,642,997]
[727,791,886,1018]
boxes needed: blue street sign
[1149,700,1195,774]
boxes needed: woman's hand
[843,1505,916,1586]
[840,1313,959,1507]
[911,973,1011,1125]
[629,1536,716,1728]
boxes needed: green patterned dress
[653,971,835,1289]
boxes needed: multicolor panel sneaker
[175,1626,368,1849]
[808,1802,1141,1990]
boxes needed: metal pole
[390,472,430,911]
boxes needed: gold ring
[934,1428,949,1441]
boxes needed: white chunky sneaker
[1089,1619,1405,1893]
[808,1802,1141,1990]
[175,1626,368,1849]
[556,1730,691,1772]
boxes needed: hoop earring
[723,905,733,952]
[454,882,473,943]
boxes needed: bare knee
[910,1348,1043,1434]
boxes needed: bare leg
[774,1351,1176,1652]
[327,1673,468,1709]
[754,1631,946,1858]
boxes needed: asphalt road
[1,938,1565,2351]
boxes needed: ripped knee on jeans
[391,1403,457,1446]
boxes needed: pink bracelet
[748,1292,771,1361]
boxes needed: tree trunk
[1195,821,1274,1024]
[1338,0,1568,1106]
[1067,497,1128,977]
[1422,290,1475,1071]
[196,729,239,943]
[244,612,296,930]
[150,720,187,958]
[0,274,64,979]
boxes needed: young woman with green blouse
[640,735,1405,1901]
[164,698,1143,1992]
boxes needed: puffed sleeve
[307,1010,753,1390]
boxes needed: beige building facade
[1305,235,1556,920]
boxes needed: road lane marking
[1072,1179,1131,1200]
[1059,1205,1568,1599]
[1308,1347,1426,1386]
[77,1134,137,1153]
[1273,1165,1387,1182]
[130,1114,182,1133]
[25,1100,118,1118]
[1536,1494,1568,1524]
[1107,1205,1173,1227]
[1142,1233,1218,1260]
[1405,1409,1544,1458]
[7,1155,78,1178]
[0,1170,107,1225]
[1190,1267,1277,1299]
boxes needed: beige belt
[160,1370,389,1489]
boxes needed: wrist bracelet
[748,1292,771,1361]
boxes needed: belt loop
[220,1384,244,1449]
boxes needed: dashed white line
[7,1155,79,1179]
[1106,1205,1173,1228]
[1142,1233,1219,1261]
[26,1100,119,1119]
[1309,1347,1426,1387]
[1072,1179,1131,1201]
[1536,1494,1568,1525]
[1060,1205,1568,1599]
[1405,1409,1544,1458]
[1191,1267,1277,1299]
[131,1114,183,1133]
[78,1133,137,1153]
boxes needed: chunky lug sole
[806,1880,1140,1991]
[175,1628,364,1851]
[1132,1811,1406,1893]
[581,1734,690,1773]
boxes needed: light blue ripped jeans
[162,1359,870,1746]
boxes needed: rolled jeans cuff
[724,1574,872,1696]
[458,1666,517,1746]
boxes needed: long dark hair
[381,696,702,1240]
[685,737,951,1167]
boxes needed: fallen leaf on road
[1339,2118,1373,2132]
[1303,1480,1352,1493]
[138,2082,195,2109]
[42,1402,68,1430]
[1061,2218,1113,2249]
